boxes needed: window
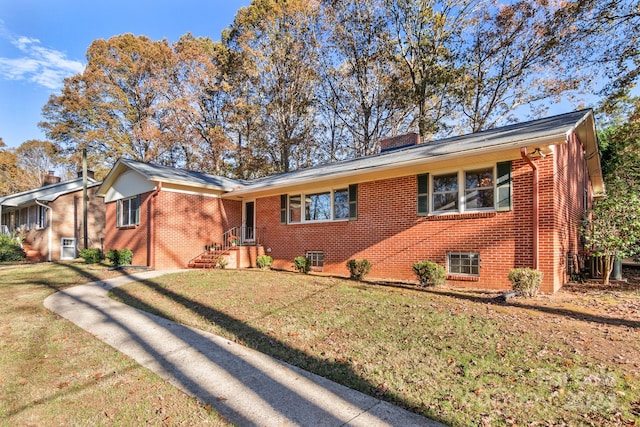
[306,251,324,268]
[448,252,480,275]
[289,195,302,223]
[432,172,458,212]
[117,195,140,227]
[281,185,357,224]
[465,168,494,209]
[37,205,48,228]
[306,192,331,221]
[425,164,505,214]
[333,189,349,220]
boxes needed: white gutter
[35,200,52,262]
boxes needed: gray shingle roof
[114,159,244,191]
[0,178,100,207]
[235,109,596,194]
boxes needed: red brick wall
[256,150,591,293]
[104,190,242,269]
[258,162,534,290]
[27,186,105,260]
[548,134,591,292]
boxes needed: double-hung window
[464,167,494,210]
[117,195,140,227]
[37,205,48,229]
[432,172,459,212]
[282,185,357,224]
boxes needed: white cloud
[0,26,84,90]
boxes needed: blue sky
[0,0,251,148]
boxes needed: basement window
[306,251,324,269]
[448,252,480,276]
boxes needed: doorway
[243,201,255,242]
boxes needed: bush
[346,259,371,281]
[257,255,273,269]
[0,234,25,262]
[413,260,446,287]
[508,268,543,297]
[105,248,134,266]
[294,256,310,274]
[216,256,228,269]
[79,248,103,264]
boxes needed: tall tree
[457,0,581,133]
[385,0,474,139]
[41,34,177,176]
[0,139,28,196]
[14,140,64,188]
[167,34,234,175]
[560,0,640,111]
[226,0,322,173]
[320,0,410,157]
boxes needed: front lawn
[0,262,230,426]
[111,269,640,426]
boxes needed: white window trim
[287,188,350,224]
[119,195,140,227]
[431,165,497,214]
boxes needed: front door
[243,201,255,242]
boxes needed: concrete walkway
[43,270,444,427]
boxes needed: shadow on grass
[48,263,443,426]
[370,280,640,329]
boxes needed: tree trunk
[601,254,614,285]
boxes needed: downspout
[149,182,162,269]
[35,200,52,262]
[520,147,538,269]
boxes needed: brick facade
[105,190,242,269]
[255,140,592,293]
[101,116,597,293]
[26,186,105,260]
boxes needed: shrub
[0,234,25,262]
[346,259,371,281]
[257,255,273,269]
[105,248,134,266]
[413,260,446,287]
[294,256,310,274]
[216,256,228,269]
[79,248,103,264]
[508,268,543,297]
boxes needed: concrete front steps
[23,242,45,262]
[188,245,265,269]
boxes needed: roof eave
[225,132,567,198]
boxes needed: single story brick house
[0,173,105,261]
[96,109,604,293]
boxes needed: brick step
[188,250,228,269]
[23,243,45,262]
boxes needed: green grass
[0,262,230,426]
[111,269,640,427]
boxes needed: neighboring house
[96,109,604,293]
[0,173,105,261]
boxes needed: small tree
[582,187,640,284]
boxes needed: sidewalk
[43,270,444,427]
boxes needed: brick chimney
[380,133,421,153]
[77,170,95,179]
[43,171,61,186]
